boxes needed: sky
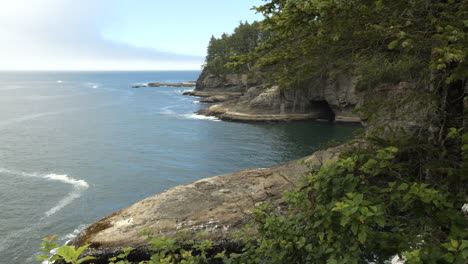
[0,0,264,71]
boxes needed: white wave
[0,168,89,217]
[179,89,193,94]
[34,224,88,264]
[62,224,88,244]
[42,173,89,217]
[155,105,219,121]
[192,101,201,104]
[44,190,82,218]
[86,82,100,89]
[182,113,220,121]
[57,80,63,83]
[43,173,89,188]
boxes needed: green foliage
[108,248,134,264]
[145,231,214,264]
[244,0,467,90]
[39,230,216,264]
[38,235,95,264]
[228,134,468,264]
[204,21,265,75]
[355,56,428,92]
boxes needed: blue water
[0,71,358,263]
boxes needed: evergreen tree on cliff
[204,21,265,75]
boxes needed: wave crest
[0,168,89,217]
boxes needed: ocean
[0,71,358,263]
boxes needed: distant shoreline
[132,81,196,88]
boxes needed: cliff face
[195,71,361,123]
[195,69,249,93]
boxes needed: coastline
[71,145,349,262]
[69,78,361,261]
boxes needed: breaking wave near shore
[0,168,89,218]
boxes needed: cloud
[0,0,203,70]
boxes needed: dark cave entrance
[310,100,336,121]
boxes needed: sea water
[0,71,359,263]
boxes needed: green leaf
[462,249,468,259]
[340,216,350,226]
[351,223,359,235]
[77,256,96,264]
[375,217,385,227]
[460,240,468,250]
[358,231,367,243]
[353,193,363,205]
[55,246,77,262]
[397,183,408,191]
[451,239,459,249]
[36,255,49,261]
[388,40,399,50]
[75,244,91,258]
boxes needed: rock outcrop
[72,145,348,262]
[132,82,196,88]
[199,95,229,103]
[191,71,361,123]
[195,69,249,94]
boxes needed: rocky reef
[132,82,196,88]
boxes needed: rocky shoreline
[195,105,317,122]
[194,104,361,123]
[185,70,363,124]
[70,71,364,262]
[72,145,348,263]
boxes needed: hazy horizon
[0,0,263,71]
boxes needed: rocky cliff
[195,69,249,93]
[192,70,361,123]
[192,70,450,133]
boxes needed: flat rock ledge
[182,90,243,98]
[132,82,196,88]
[196,105,318,123]
[199,95,229,104]
[71,145,347,262]
[196,105,362,123]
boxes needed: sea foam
[43,173,89,188]
[182,113,220,121]
[0,168,89,217]
[62,224,88,244]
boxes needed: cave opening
[310,100,336,121]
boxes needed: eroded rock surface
[195,70,249,94]
[72,146,347,261]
